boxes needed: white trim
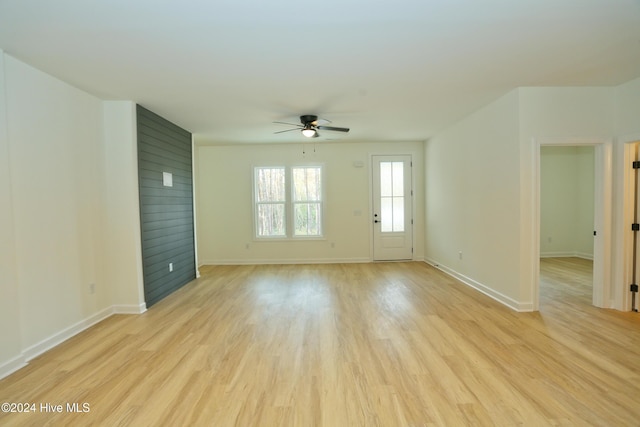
[0,355,27,380]
[619,134,640,311]
[22,307,114,362]
[130,108,147,308]
[199,257,371,265]
[425,258,532,312]
[531,137,612,311]
[113,303,147,314]
[192,135,200,279]
[540,251,594,260]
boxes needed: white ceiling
[1,0,639,145]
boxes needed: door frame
[369,153,415,261]
[531,137,612,310]
[620,135,640,311]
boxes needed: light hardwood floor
[1,260,639,426]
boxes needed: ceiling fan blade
[274,128,299,134]
[317,125,349,133]
[310,118,330,126]
[273,121,302,127]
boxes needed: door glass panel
[380,162,392,197]
[381,197,392,232]
[392,162,404,195]
[393,198,404,231]
[379,161,405,232]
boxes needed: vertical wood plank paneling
[137,105,195,307]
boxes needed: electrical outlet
[169,263,173,272]
[458,251,463,260]
[89,283,95,294]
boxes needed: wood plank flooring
[1,259,639,426]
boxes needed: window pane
[256,168,285,202]
[293,167,321,201]
[294,202,321,236]
[257,203,285,236]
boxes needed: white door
[372,155,413,261]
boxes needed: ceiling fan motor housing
[300,115,318,125]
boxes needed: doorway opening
[539,146,595,308]
[532,137,612,311]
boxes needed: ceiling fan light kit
[274,115,350,139]
[301,126,317,138]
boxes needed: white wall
[425,90,522,308]
[0,54,143,378]
[615,76,640,138]
[195,141,424,264]
[102,102,146,310]
[518,87,614,138]
[540,146,594,258]
[575,146,596,255]
[5,54,109,347]
[426,87,614,310]
[518,87,614,308]
[0,51,22,374]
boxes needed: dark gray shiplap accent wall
[137,105,195,307]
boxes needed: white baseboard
[540,251,593,260]
[424,258,533,312]
[0,355,27,380]
[22,307,114,362]
[198,257,431,266]
[113,303,147,314]
[576,252,594,260]
[200,257,371,265]
[1,303,146,381]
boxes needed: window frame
[253,164,325,240]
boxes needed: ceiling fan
[273,115,350,138]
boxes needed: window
[254,165,323,238]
